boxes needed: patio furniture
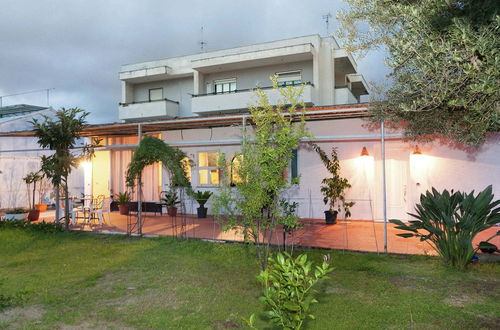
[89,197,111,226]
[128,201,163,215]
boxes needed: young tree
[31,108,97,229]
[338,0,499,147]
[213,78,311,270]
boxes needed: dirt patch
[0,305,43,328]
[443,294,475,307]
[60,321,135,329]
[213,318,242,329]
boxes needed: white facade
[119,35,368,121]
[0,107,85,209]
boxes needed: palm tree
[31,108,96,229]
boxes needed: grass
[0,228,499,329]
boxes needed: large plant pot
[197,206,208,218]
[167,206,178,217]
[4,213,28,221]
[35,204,48,212]
[27,210,40,222]
[324,210,338,225]
[118,204,130,215]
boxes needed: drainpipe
[137,123,142,235]
[381,120,388,253]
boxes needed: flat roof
[0,104,370,138]
[0,104,47,119]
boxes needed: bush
[390,185,500,269]
[245,253,334,329]
[0,219,63,233]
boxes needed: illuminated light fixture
[360,146,369,157]
[413,146,422,155]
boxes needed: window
[198,152,219,185]
[230,154,244,186]
[214,78,236,94]
[149,88,163,101]
[276,71,302,87]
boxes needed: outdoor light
[410,145,428,186]
[360,146,369,157]
[413,145,422,155]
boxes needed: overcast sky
[0,0,390,124]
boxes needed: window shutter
[291,149,298,179]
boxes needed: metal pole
[381,120,388,253]
[137,123,142,235]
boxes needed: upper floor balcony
[119,98,179,121]
[191,82,314,115]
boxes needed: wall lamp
[360,146,369,157]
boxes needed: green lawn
[0,229,498,329]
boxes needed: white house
[1,35,499,221]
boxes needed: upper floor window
[214,78,236,94]
[149,88,163,101]
[276,71,302,87]
[198,152,220,185]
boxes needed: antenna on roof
[322,12,332,36]
[199,26,207,52]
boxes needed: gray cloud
[0,0,390,124]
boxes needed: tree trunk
[64,181,70,230]
[32,181,37,210]
[55,185,60,224]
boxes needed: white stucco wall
[0,110,85,209]
[153,118,500,220]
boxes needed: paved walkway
[34,211,499,255]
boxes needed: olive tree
[338,0,499,147]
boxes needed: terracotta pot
[118,204,130,215]
[35,204,48,212]
[28,210,40,222]
[167,206,178,217]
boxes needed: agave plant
[390,185,500,269]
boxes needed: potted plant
[313,145,355,224]
[23,171,43,222]
[35,176,50,211]
[162,190,180,217]
[115,192,131,215]
[4,208,29,221]
[193,190,213,218]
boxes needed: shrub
[0,219,63,233]
[245,253,334,329]
[390,185,500,269]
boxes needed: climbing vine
[126,136,191,191]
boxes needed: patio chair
[89,197,111,226]
[59,200,84,225]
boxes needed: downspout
[381,120,388,253]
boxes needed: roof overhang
[347,74,369,96]
[0,104,370,138]
[191,43,314,73]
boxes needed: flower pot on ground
[4,208,29,221]
[115,191,131,215]
[23,171,43,222]
[192,190,213,219]
[28,209,40,222]
[324,210,338,225]
[35,204,48,212]
[478,241,497,254]
[313,145,355,225]
[162,190,180,217]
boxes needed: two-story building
[2,34,498,222]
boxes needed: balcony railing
[191,82,314,114]
[119,98,179,121]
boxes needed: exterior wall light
[360,146,369,157]
[413,145,422,155]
